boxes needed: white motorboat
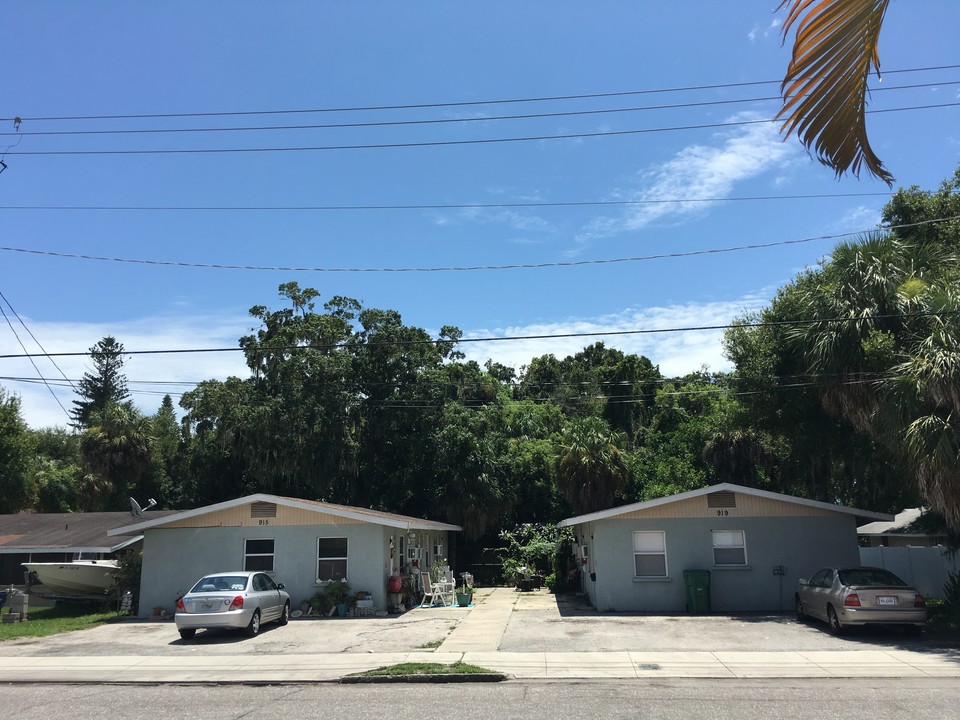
[22,559,118,597]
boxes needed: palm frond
[777,0,893,185]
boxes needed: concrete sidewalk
[1,587,958,683]
[0,648,958,683]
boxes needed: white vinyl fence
[860,545,959,599]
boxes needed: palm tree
[778,0,893,185]
[786,233,960,529]
[556,417,630,515]
[80,402,153,510]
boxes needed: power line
[5,102,957,157]
[4,63,956,123]
[2,215,954,274]
[3,81,954,138]
[0,292,72,420]
[0,311,954,362]
[0,191,893,213]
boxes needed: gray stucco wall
[137,523,393,616]
[574,515,861,613]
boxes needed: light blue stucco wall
[572,515,861,613]
[137,523,398,616]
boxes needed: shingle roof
[107,493,462,536]
[558,482,892,527]
[0,511,178,553]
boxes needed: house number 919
[258,519,270,525]
[716,510,729,516]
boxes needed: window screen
[633,531,667,577]
[712,530,747,566]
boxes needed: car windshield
[837,568,907,587]
[192,576,249,593]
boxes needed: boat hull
[23,561,118,596]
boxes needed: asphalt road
[2,678,958,720]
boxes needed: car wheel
[827,605,844,635]
[178,628,196,640]
[794,595,806,621]
[245,609,261,638]
[278,602,290,626]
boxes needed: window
[633,531,667,577]
[712,530,747,566]
[244,539,275,572]
[317,537,348,581]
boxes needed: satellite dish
[130,498,157,516]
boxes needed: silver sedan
[175,571,291,640]
[795,566,927,634]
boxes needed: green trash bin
[683,569,711,614]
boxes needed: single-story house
[557,483,890,613]
[0,510,175,587]
[107,493,461,616]
[857,508,949,547]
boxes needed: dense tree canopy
[4,169,959,544]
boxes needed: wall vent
[707,491,737,508]
[250,501,278,519]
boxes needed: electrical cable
[5,102,958,156]
[0,310,954,361]
[3,81,954,138]
[4,63,956,123]
[0,191,894,213]
[1,215,955,273]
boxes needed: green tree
[0,387,35,512]
[71,336,130,429]
[79,402,153,510]
[556,416,629,515]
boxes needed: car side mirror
[276,583,285,590]
[798,579,807,586]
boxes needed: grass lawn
[357,662,495,677]
[0,603,116,641]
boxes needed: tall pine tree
[71,336,130,429]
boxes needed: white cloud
[833,205,882,234]
[573,113,798,249]
[461,293,771,377]
[1,313,252,429]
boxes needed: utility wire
[0,311,954,362]
[0,293,72,420]
[4,63,956,123]
[5,102,958,156]
[0,191,893,213]
[2,215,954,274]
[3,81,954,138]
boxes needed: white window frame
[243,538,275,572]
[633,531,667,578]
[316,537,348,581]
[712,529,747,566]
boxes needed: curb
[340,673,508,684]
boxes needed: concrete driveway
[0,588,950,659]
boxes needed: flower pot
[336,603,348,617]
[456,593,472,607]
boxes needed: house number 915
[258,519,270,525]
[716,510,729,516]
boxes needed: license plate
[877,596,897,606]
[200,601,218,611]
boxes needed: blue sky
[1,1,958,428]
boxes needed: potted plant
[456,581,474,607]
[323,579,351,617]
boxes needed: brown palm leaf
[777,0,893,185]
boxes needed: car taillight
[176,597,185,611]
[914,594,926,607]
[230,596,244,610]
[844,593,861,607]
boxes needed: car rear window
[837,568,907,587]
[192,576,249,592]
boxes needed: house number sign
[715,510,730,516]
